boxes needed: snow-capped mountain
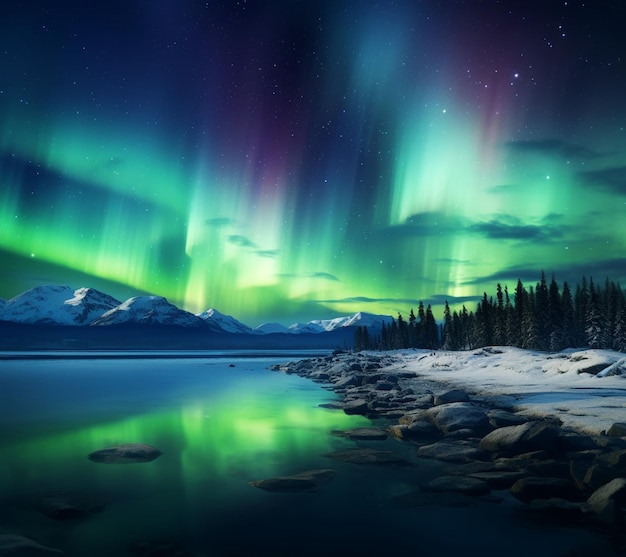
[0,285,121,325]
[256,312,393,335]
[197,308,255,334]
[255,322,292,334]
[0,284,393,337]
[92,296,206,327]
[288,312,393,334]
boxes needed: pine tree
[425,304,439,349]
[585,278,603,348]
[534,271,550,350]
[441,301,456,350]
[494,283,507,345]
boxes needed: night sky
[1,1,625,326]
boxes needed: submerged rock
[36,490,106,520]
[324,448,411,466]
[249,469,336,493]
[332,427,388,440]
[87,443,162,464]
[423,475,491,497]
[0,534,64,556]
[510,476,580,503]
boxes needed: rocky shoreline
[270,350,626,539]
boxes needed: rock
[510,476,580,503]
[586,477,626,525]
[417,440,489,463]
[434,389,470,405]
[0,534,64,555]
[424,475,491,496]
[333,374,360,388]
[332,427,388,441]
[388,420,439,441]
[467,470,525,489]
[87,443,162,464]
[478,422,561,455]
[342,399,369,415]
[597,449,626,470]
[487,409,528,428]
[583,463,621,491]
[249,469,336,492]
[324,448,411,466]
[606,423,626,437]
[36,490,106,520]
[426,403,492,436]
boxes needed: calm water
[0,352,617,556]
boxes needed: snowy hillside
[92,296,206,327]
[0,285,121,325]
[197,308,255,334]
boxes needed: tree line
[353,272,626,353]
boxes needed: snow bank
[384,347,626,435]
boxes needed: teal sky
[1,1,625,326]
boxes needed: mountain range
[0,285,392,349]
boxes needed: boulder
[586,477,626,525]
[423,475,491,497]
[426,403,492,435]
[510,476,580,503]
[607,423,626,438]
[324,448,411,466]
[36,490,106,520]
[87,443,162,464]
[0,534,64,556]
[342,399,369,415]
[467,470,525,489]
[388,420,439,441]
[487,409,528,428]
[434,389,470,405]
[249,469,336,493]
[478,422,561,455]
[417,440,489,463]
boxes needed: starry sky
[1,1,625,326]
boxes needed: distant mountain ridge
[0,285,392,335]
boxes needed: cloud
[579,166,626,194]
[319,296,423,305]
[505,139,601,160]
[256,249,279,258]
[279,272,340,282]
[227,235,259,249]
[468,219,557,241]
[205,217,236,227]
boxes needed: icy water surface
[0,352,617,556]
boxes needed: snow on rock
[92,296,205,327]
[197,308,255,334]
[0,285,121,325]
[389,347,626,435]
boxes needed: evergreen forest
[353,272,626,353]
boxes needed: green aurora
[1,2,625,325]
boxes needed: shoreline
[272,348,626,537]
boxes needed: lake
[0,352,617,556]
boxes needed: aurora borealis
[1,1,625,326]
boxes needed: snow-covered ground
[385,347,626,435]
